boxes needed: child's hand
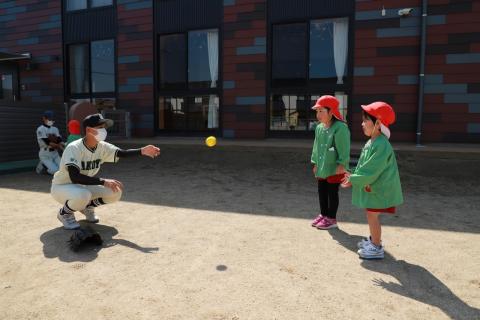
[312,165,317,177]
[341,181,352,188]
[340,172,351,188]
[364,185,372,192]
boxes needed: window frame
[65,38,117,102]
[157,28,220,97]
[267,15,354,136]
[156,28,222,133]
[64,0,114,12]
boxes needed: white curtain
[333,18,348,84]
[207,29,219,128]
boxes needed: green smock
[66,134,81,146]
[311,120,350,179]
[350,134,403,209]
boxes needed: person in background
[35,110,64,175]
[66,120,82,146]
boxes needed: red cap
[68,120,81,135]
[361,101,395,126]
[311,95,343,121]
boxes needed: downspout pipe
[416,0,428,146]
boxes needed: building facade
[1,0,479,143]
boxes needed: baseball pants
[39,149,61,175]
[51,184,122,211]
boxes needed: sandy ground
[0,145,479,320]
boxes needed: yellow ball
[205,136,216,147]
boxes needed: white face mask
[95,128,107,142]
[46,120,54,126]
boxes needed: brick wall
[223,0,267,139]
[0,0,63,104]
[117,0,154,137]
[353,0,480,143]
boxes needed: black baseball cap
[83,113,114,129]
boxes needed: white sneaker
[358,242,384,259]
[80,207,99,223]
[57,210,80,230]
[357,236,371,249]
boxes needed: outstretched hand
[340,171,352,188]
[141,145,161,158]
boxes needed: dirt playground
[0,144,479,320]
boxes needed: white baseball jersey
[52,138,119,185]
[36,124,61,149]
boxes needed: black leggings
[318,179,340,219]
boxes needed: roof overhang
[0,52,31,62]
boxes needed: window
[272,24,307,87]
[270,95,315,131]
[159,34,186,90]
[269,93,348,131]
[158,96,218,131]
[91,39,115,93]
[91,0,113,8]
[188,29,218,89]
[158,97,185,130]
[310,18,349,84]
[159,29,219,90]
[270,17,350,132]
[271,18,349,87]
[67,39,116,106]
[0,74,14,100]
[66,0,112,11]
[158,29,219,131]
[66,0,87,11]
[69,44,89,94]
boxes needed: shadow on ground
[40,221,158,262]
[328,228,480,320]
[2,145,480,233]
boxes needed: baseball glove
[47,134,64,151]
[47,133,61,143]
[68,226,103,252]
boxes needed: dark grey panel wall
[155,0,222,33]
[64,7,117,43]
[0,103,66,162]
[269,0,354,23]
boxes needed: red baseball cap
[361,101,396,138]
[361,101,395,126]
[311,95,343,121]
[68,120,81,135]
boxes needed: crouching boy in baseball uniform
[51,113,160,229]
[36,110,64,175]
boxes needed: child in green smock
[310,95,350,230]
[342,101,403,259]
[66,120,82,146]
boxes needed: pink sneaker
[311,214,324,227]
[316,217,338,230]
